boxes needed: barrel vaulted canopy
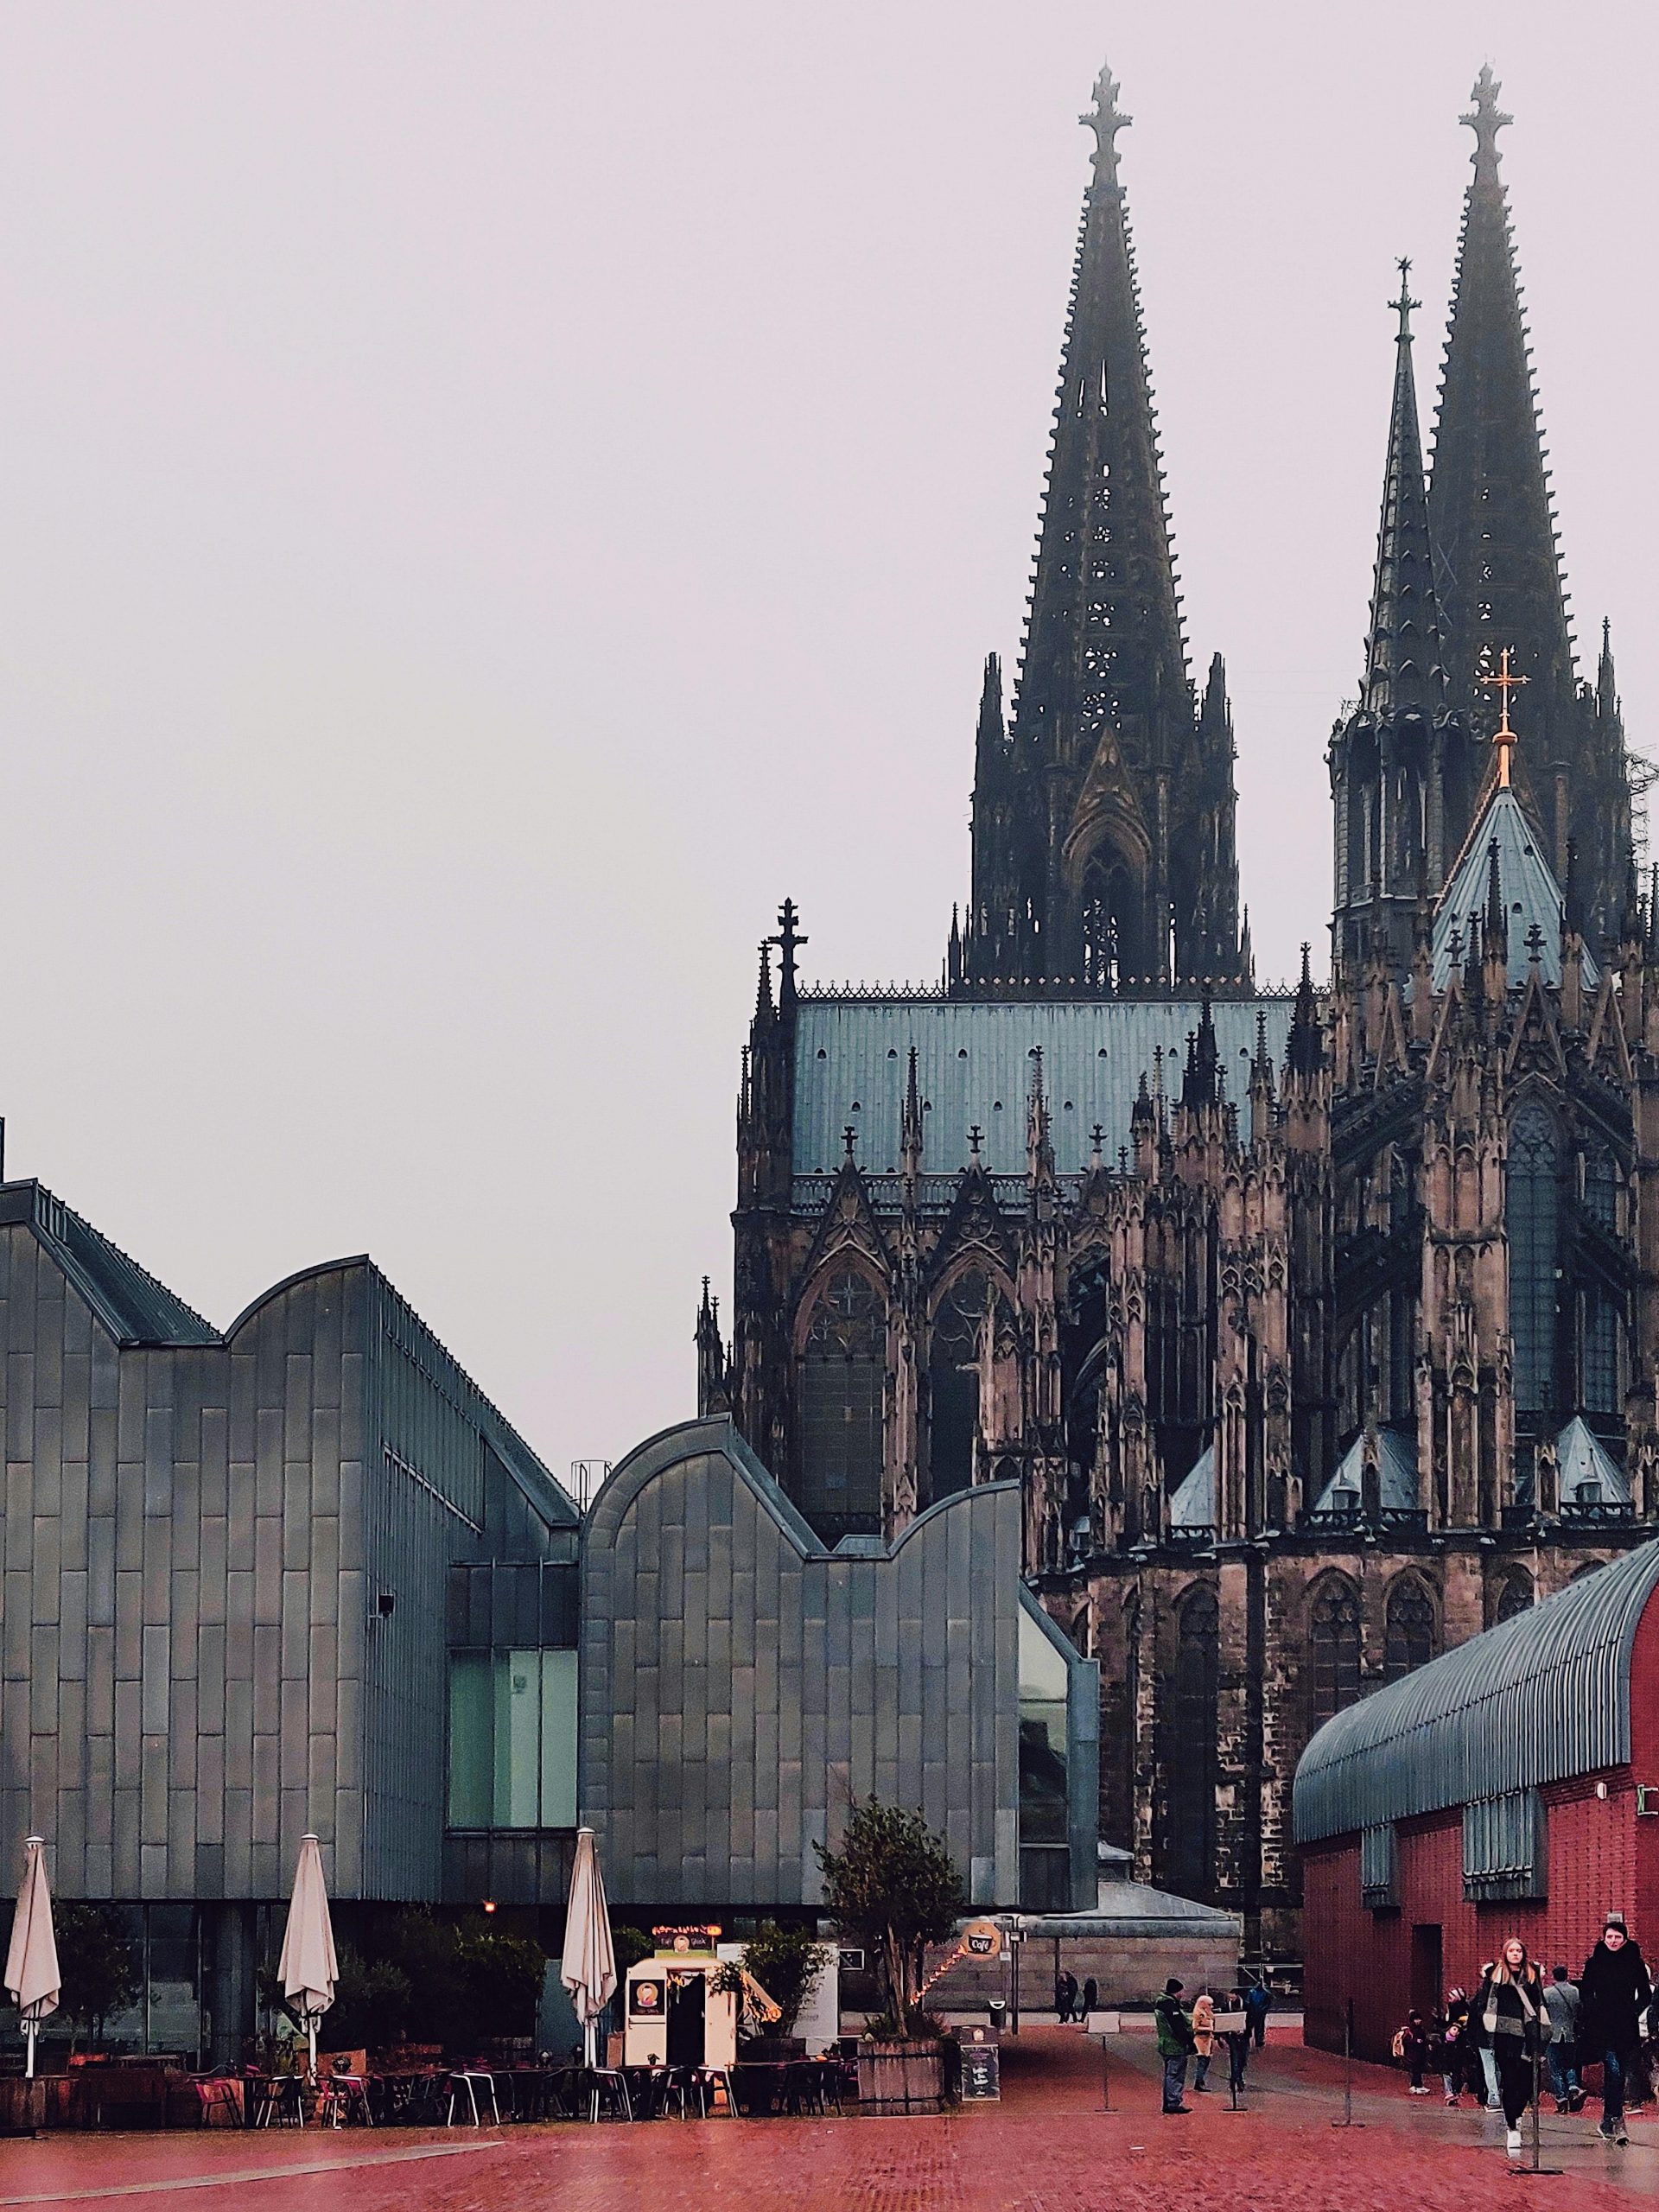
[1294,1538,1659,1844]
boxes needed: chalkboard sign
[960,2039,1001,2101]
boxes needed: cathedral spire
[958,63,1243,999]
[1014,60,1186,772]
[1361,262,1444,717]
[1431,68,1574,757]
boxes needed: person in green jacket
[1154,1977,1196,2114]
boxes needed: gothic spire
[1362,262,1445,716]
[1014,62,1187,770]
[1431,68,1574,737]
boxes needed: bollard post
[1101,2039,1109,2112]
[1331,1997,1365,2128]
[1515,2034,1560,2179]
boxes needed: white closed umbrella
[560,1827,617,2070]
[277,1834,338,2083]
[5,1837,60,2080]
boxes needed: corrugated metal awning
[1294,1538,1659,1844]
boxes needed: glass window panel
[798,1271,885,1531]
[1168,1586,1218,1897]
[499,1651,543,1828]
[1309,1580,1361,1732]
[448,1654,492,1827]
[1508,1104,1560,1416]
[1585,1287,1619,1414]
[539,1649,579,1828]
[1382,1580,1436,1684]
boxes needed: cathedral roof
[790,997,1293,1178]
[1310,1427,1419,1517]
[1168,1443,1215,1530]
[1556,1417,1630,1507]
[1294,1536,1659,1844]
[1429,783,1597,992]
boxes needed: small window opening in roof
[887,1047,898,1058]
[817,1047,827,1059]
[993,1101,1004,1111]
[851,1101,861,1111]
[1064,1100,1074,1110]
[1512,901,1522,914]
[1097,1047,1108,1059]
[958,1047,969,1058]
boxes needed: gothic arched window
[798,1269,885,1535]
[1080,848,1142,990]
[928,1271,995,1502]
[1308,1577,1362,1733]
[1584,1287,1620,1415]
[1166,1584,1218,1899]
[1382,1578,1437,1684]
[1493,1567,1534,1624]
[1508,1103,1560,1418]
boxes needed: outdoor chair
[690,2064,735,2117]
[317,2072,372,2127]
[251,2075,304,2128]
[585,2066,633,2122]
[445,2069,500,2126]
[184,2073,241,2127]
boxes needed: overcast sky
[3,1,1655,1484]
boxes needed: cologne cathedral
[697,64,1654,1952]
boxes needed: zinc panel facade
[582,1416,1092,1911]
[0,1185,576,1908]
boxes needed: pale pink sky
[3,1,1654,1480]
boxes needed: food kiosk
[624,1929,741,2070]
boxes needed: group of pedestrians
[1053,1970,1099,2023]
[1154,1977,1268,2113]
[1395,1916,1653,2159]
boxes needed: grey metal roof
[1431,785,1599,991]
[1312,1428,1419,1516]
[1294,1536,1659,1843]
[1169,1443,1216,1529]
[792,998,1294,1178]
[0,1179,219,1344]
[1558,1418,1630,1506]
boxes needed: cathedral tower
[951,66,1247,1000]
[1331,267,1479,972]
[1430,67,1629,945]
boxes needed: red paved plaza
[4,2030,1659,2209]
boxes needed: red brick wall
[1302,1582,1659,2061]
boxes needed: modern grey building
[581,1417,1100,1915]
[2,1167,1098,2061]
[0,1175,579,2056]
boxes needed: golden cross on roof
[1480,645,1529,786]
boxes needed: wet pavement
[3,2027,1657,2208]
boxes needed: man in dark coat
[1154,1977,1196,2114]
[1580,1916,1653,2145]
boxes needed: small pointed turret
[1362,262,1446,717]
[1180,998,1222,1110]
[901,1045,925,1184]
[1288,944,1322,1080]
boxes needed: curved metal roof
[1294,1538,1659,1844]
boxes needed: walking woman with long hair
[1471,1937,1547,2158]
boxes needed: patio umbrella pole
[23,2019,35,2081]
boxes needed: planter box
[857,2037,947,2115]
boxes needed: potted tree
[816,1798,966,2113]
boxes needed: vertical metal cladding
[0,1179,575,1908]
[582,1417,1095,1911]
[1293,1538,1659,1842]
